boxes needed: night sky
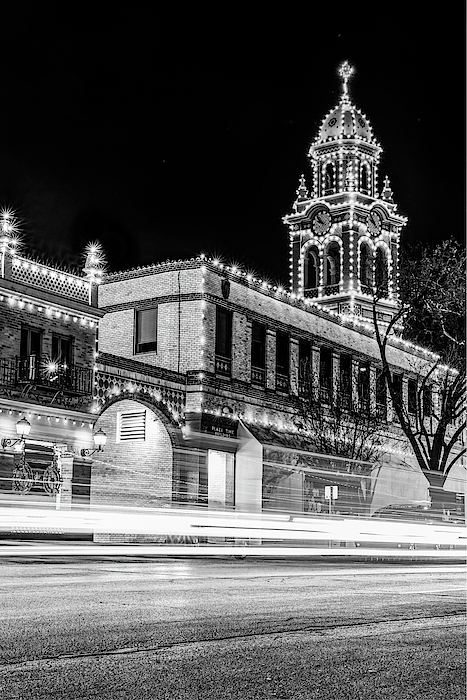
[1,7,465,285]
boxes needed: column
[402,377,409,419]
[369,365,377,415]
[232,313,250,382]
[266,329,276,390]
[331,351,340,407]
[57,450,74,510]
[351,359,360,410]
[311,345,320,402]
[289,338,299,396]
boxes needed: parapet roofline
[101,255,444,368]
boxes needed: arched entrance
[90,398,176,512]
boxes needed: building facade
[0,64,463,538]
[0,222,103,522]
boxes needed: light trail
[0,505,465,553]
[0,544,465,558]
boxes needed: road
[0,554,465,699]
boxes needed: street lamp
[1,417,31,449]
[81,428,107,457]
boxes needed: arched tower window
[325,242,340,286]
[324,164,335,195]
[361,164,370,194]
[359,242,372,289]
[304,246,319,296]
[375,248,389,298]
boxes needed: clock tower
[284,62,407,326]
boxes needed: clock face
[312,210,331,235]
[367,210,382,235]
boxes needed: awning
[242,423,374,477]
[369,457,430,515]
[443,461,467,496]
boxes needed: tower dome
[312,62,379,148]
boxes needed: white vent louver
[118,411,146,441]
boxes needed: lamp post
[1,417,31,449]
[81,428,107,457]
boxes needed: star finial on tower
[338,61,354,100]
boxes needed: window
[20,327,41,358]
[340,354,351,408]
[118,410,146,442]
[135,307,157,354]
[304,247,319,292]
[276,331,289,392]
[361,164,370,194]
[408,379,417,415]
[392,374,403,411]
[375,248,389,298]
[325,163,335,194]
[52,335,73,366]
[251,322,266,385]
[251,322,266,369]
[423,385,432,416]
[215,307,232,376]
[299,339,312,394]
[319,347,332,403]
[19,327,42,381]
[325,242,340,286]
[358,362,370,408]
[376,370,387,420]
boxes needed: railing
[340,393,352,411]
[276,373,289,393]
[11,256,90,304]
[322,284,340,296]
[215,355,231,377]
[319,386,331,405]
[251,366,266,385]
[0,356,93,394]
[304,288,318,299]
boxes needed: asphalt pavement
[0,554,465,699]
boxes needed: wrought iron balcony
[304,288,318,299]
[0,355,93,395]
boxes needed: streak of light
[0,506,465,550]
[0,545,465,558]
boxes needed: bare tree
[295,360,386,464]
[372,238,466,478]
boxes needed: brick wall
[98,269,204,374]
[90,399,173,511]
[0,304,96,368]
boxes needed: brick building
[0,63,463,535]
[0,221,103,517]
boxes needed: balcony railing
[340,392,352,411]
[276,373,289,393]
[319,386,331,405]
[304,288,318,299]
[322,284,340,296]
[0,356,93,395]
[215,355,231,377]
[251,366,266,385]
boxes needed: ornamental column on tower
[284,62,407,326]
